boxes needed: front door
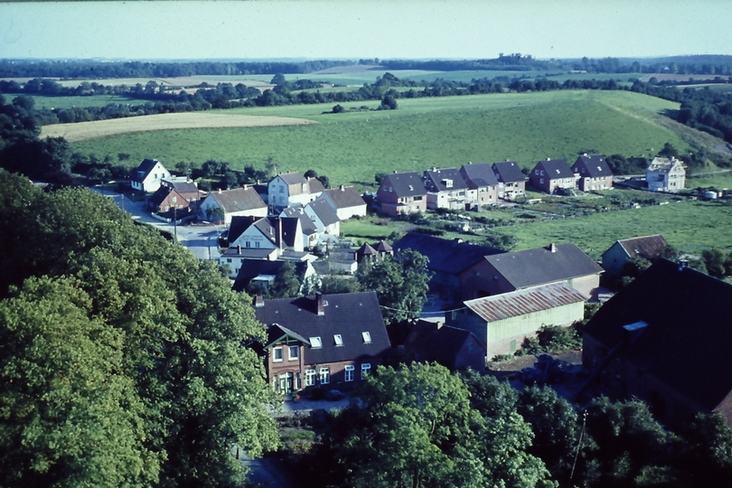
[278,372,293,394]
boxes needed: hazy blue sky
[1,1,730,60]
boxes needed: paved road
[93,187,223,260]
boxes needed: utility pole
[171,195,178,242]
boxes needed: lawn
[27,94,154,109]
[69,90,690,188]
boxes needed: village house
[394,232,502,305]
[646,157,686,192]
[268,172,325,210]
[304,198,341,238]
[571,153,613,191]
[376,172,428,216]
[448,283,586,359]
[198,187,267,224]
[227,215,303,252]
[460,162,499,207]
[280,206,320,249]
[601,234,670,279]
[491,161,527,200]
[582,260,732,426]
[423,167,474,210]
[254,292,391,394]
[529,158,577,194]
[131,158,171,193]
[460,243,603,300]
[148,179,202,214]
[321,186,367,220]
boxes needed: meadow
[69,90,689,187]
[28,94,154,109]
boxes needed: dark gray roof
[584,260,732,414]
[357,243,378,256]
[491,161,527,183]
[308,198,340,226]
[380,172,427,197]
[460,162,499,188]
[394,232,501,275]
[613,234,669,260]
[279,172,308,185]
[281,206,317,235]
[324,186,366,209]
[423,168,469,192]
[167,180,199,197]
[149,186,175,207]
[533,159,574,179]
[572,154,612,178]
[255,292,391,364]
[277,173,326,195]
[406,323,480,370]
[211,187,266,213]
[228,216,300,248]
[374,240,393,253]
[133,158,161,182]
[221,247,276,259]
[482,243,603,289]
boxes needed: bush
[519,324,581,355]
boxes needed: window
[255,241,260,248]
[361,331,372,344]
[344,365,355,382]
[305,369,316,386]
[333,334,343,346]
[272,346,283,362]
[361,363,371,379]
[319,368,330,385]
[288,345,299,360]
[245,241,251,248]
[226,258,232,263]
[310,336,322,349]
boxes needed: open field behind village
[68,90,690,187]
[41,112,316,141]
[27,94,154,109]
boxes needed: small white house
[267,173,325,209]
[198,187,267,224]
[227,215,304,253]
[321,186,367,220]
[646,157,686,192]
[131,159,171,193]
[304,198,340,237]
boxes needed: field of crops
[68,90,690,187]
[27,94,154,109]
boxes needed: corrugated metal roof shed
[464,283,585,322]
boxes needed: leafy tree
[332,103,345,113]
[318,275,361,294]
[701,248,726,277]
[379,93,398,110]
[356,249,430,323]
[678,413,732,485]
[267,262,302,298]
[658,142,680,159]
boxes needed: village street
[92,187,223,260]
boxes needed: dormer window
[334,334,343,346]
[310,336,322,349]
[442,178,453,189]
[362,331,372,344]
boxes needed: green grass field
[70,90,690,188]
[28,94,156,109]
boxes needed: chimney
[316,293,328,316]
[278,218,283,250]
[236,245,241,254]
[548,243,557,253]
[254,294,264,308]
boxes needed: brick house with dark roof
[376,172,427,216]
[582,260,732,426]
[491,161,527,200]
[254,292,391,393]
[601,234,670,279]
[423,167,472,210]
[572,153,613,191]
[530,158,577,194]
[460,162,499,206]
[460,242,603,300]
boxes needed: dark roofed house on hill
[582,260,732,426]
[423,167,472,210]
[460,162,499,206]
[255,292,391,393]
[491,161,527,200]
[460,242,603,300]
[131,158,171,193]
[601,234,670,279]
[377,172,427,216]
[572,153,613,191]
[529,158,577,194]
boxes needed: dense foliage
[0,171,278,487]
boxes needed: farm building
[423,167,474,210]
[529,158,577,194]
[268,172,325,210]
[646,157,686,192]
[198,187,267,224]
[254,292,391,394]
[376,172,427,216]
[401,320,485,372]
[491,161,527,200]
[582,260,732,426]
[321,186,367,220]
[448,283,586,358]
[572,153,613,191]
[601,234,669,279]
[131,158,171,193]
[460,162,499,206]
[460,242,603,300]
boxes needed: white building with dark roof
[572,153,613,191]
[646,157,685,192]
[423,167,473,210]
[198,187,267,224]
[376,172,427,216]
[131,159,171,193]
[321,186,367,220]
[268,172,325,209]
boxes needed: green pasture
[71,90,688,188]
[27,94,153,109]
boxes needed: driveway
[93,187,223,260]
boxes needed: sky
[1,0,731,60]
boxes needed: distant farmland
[41,112,315,141]
[69,90,691,186]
